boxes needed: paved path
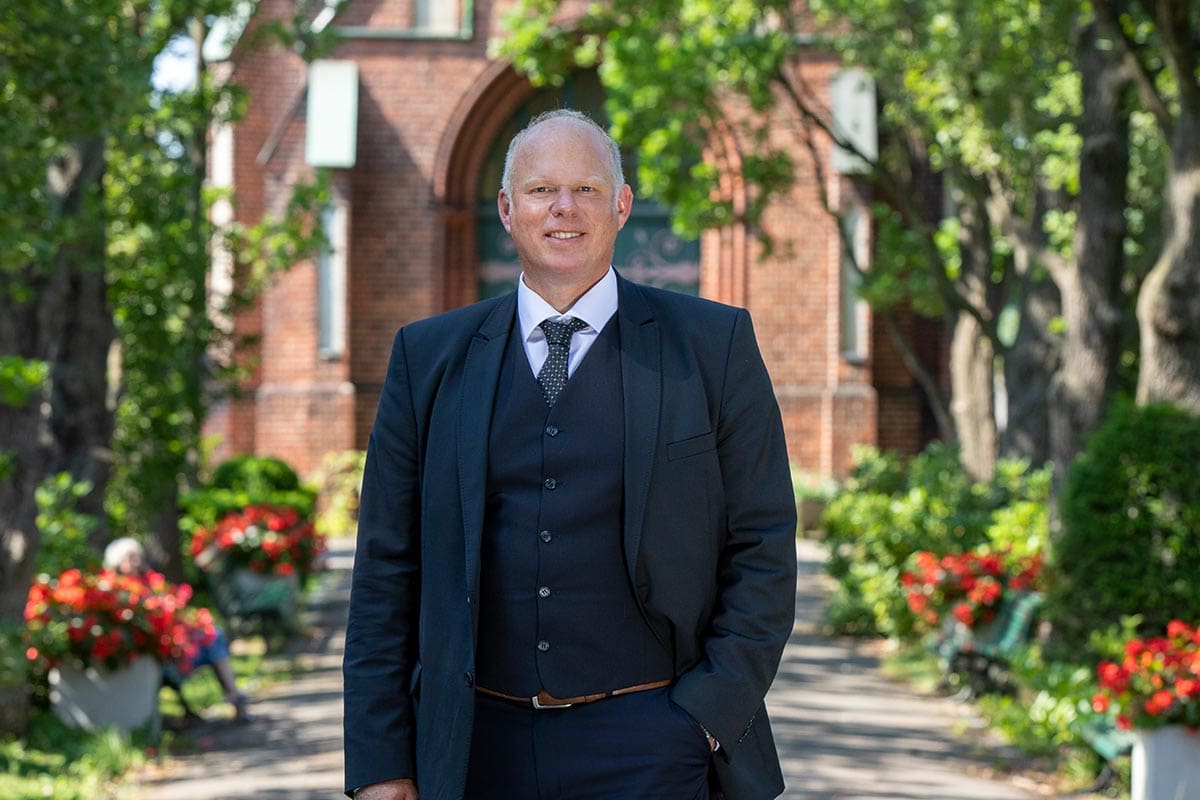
[769,540,1041,799]
[131,537,1050,799]
[132,539,354,800]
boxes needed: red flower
[191,504,324,577]
[1144,690,1175,716]
[901,548,1042,633]
[1094,620,1200,731]
[23,568,216,673]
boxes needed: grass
[0,713,150,800]
[0,635,305,799]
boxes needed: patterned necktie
[537,317,588,406]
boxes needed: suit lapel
[617,278,660,582]
[459,293,516,594]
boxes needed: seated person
[103,537,252,722]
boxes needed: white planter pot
[1132,725,1200,800]
[49,654,160,731]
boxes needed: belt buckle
[531,692,572,710]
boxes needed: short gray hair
[500,109,625,198]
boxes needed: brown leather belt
[475,678,673,709]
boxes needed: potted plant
[1092,620,1200,800]
[24,568,216,730]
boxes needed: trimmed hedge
[1046,402,1200,657]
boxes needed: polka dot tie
[537,317,588,406]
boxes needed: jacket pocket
[667,431,716,461]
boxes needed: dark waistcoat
[474,316,673,697]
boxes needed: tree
[0,0,328,735]
[1093,2,1200,413]
[0,0,154,734]
[497,0,1164,485]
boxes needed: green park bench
[929,589,1139,792]
[1077,715,1137,792]
[930,590,1045,697]
[205,562,301,642]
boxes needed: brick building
[204,0,942,481]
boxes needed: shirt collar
[518,267,618,341]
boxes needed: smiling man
[344,109,798,800]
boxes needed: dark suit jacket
[344,275,798,800]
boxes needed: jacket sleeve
[343,328,422,794]
[671,308,798,755]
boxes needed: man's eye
[532,187,549,193]
[579,186,594,192]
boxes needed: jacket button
[537,640,551,652]
[543,478,557,490]
[539,530,552,543]
[545,425,559,437]
[538,586,551,599]
[464,672,474,687]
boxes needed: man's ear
[497,190,513,233]
[616,184,634,230]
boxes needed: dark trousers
[464,686,712,800]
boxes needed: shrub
[823,442,1049,639]
[1047,402,1200,656]
[180,455,316,531]
[211,454,301,493]
[308,450,366,539]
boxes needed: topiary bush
[211,454,302,494]
[1046,402,1200,657]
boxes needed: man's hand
[354,779,419,800]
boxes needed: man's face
[498,118,633,294]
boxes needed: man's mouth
[547,232,583,240]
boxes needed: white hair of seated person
[103,537,146,574]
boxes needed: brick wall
[205,0,939,481]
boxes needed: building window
[840,205,870,361]
[318,198,348,359]
[414,0,461,36]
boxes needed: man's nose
[550,189,577,215]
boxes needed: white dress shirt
[517,267,618,378]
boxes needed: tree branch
[1092,0,1173,135]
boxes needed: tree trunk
[50,166,116,547]
[1049,21,1131,482]
[949,189,999,481]
[0,136,110,736]
[949,313,996,481]
[0,391,44,737]
[1001,274,1059,466]
[1137,113,1200,412]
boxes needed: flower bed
[24,568,216,673]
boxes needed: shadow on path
[767,538,1042,799]
[133,535,1051,799]
[131,538,354,800]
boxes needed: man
[344,109,797,800]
